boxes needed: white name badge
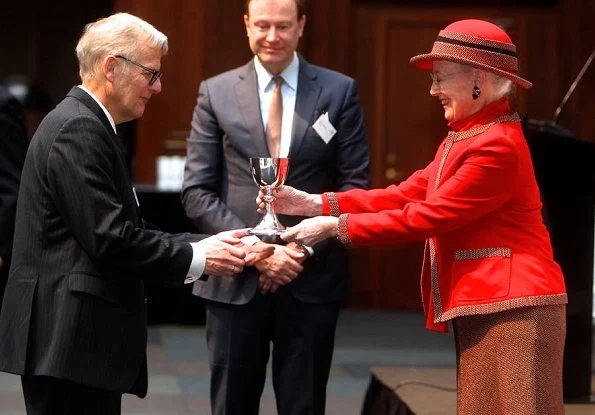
[312,112,337,144]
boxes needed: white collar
[77,85,117,134]
[253,52,299,92]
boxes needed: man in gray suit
[182,0,370,413]
[0,13,272,415]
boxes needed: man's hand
[253,244,306,286]
[256,185,321,217]
[196,230,248,277]
[243,242,275,265]
[256,242,309,294]
[280,216,339,247]
[258,275,280,295]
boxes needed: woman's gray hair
[460,64,515,100]
[75,13,168,82]
[488,72,515,100]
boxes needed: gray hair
[461,64,515,100]
[488,73,515,100]
[75,13,168,82]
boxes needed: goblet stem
[263,186,275,217]
[248,157,288,243]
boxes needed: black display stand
[523,119,594,403]
[135,186,206,325]
[361,374,414,415]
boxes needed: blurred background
[0,0,592,312]
[0,0,593,411]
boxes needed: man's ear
[244,14,250,37]
[298,15,306,37]
[103,55,118,82]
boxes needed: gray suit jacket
[0,87,205,397]
[182,57,370,305]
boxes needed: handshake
[199,184,339,294]
[194,229,309,294]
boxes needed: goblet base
[248,228,287,245]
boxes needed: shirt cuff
[241,235,261,246]
[185,242,207,284]
[302,244,315,256]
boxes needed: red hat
[410,19,532,89]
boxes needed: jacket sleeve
[344,133,519,246]
[181,80,247,233]
[329,164,431,214]
[47,115,193,279]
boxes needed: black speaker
[523,119,594,403]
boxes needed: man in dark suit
[0,85,28,309]
[181,0,370,413]
[0,13,272,415]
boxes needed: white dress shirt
[245,57,314,256]
[254,52,299,158]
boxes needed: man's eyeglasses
[115,55,162,86]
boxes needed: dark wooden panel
[200,2,254,80]
[555,0,594,140]
[369,16,451,309]
[0,1,591,312]
[301,0,354,74]
[114,0,212,184]
[0,0,114,108]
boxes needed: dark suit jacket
[0,86,28,287]
[0,87,204,397]
[182,56,369,305]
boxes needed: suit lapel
[234,61,270,157]
[66,87,141,223]
[67,86,131,165]
[290,58,321,158]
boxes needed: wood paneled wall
[2,0,592,309]
[111,0,592,185]
[113,0,359,183]
[0,0,114,106]
[117,0,593,309]
[348,2,593,308]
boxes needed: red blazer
[322,99,567,332]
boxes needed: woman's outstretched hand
[256,185,321,217]
[280,216,339,247]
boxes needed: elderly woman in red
[259,19,567,415]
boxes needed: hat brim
[410,53,533,89]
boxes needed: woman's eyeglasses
[429,71,465,87]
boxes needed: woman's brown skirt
[453,305,566,415]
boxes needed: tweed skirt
[453,305,566,415]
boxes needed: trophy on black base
[248,157,289,244]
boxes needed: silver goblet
[248,157,289,244]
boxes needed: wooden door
[347,6,533,310]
